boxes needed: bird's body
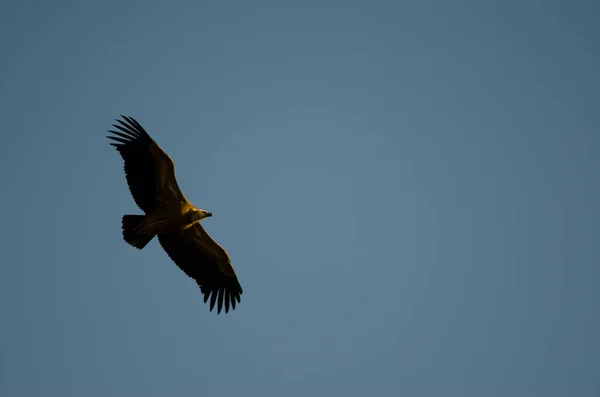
[133,197,199,235]
[107,115,242,314]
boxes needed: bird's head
[192,208,213,222]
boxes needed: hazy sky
[1,1,598,396]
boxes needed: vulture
[107,115,242,314]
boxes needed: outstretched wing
[107,115,186,214]
[158,223,243,314]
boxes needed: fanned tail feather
[122,215,155,249]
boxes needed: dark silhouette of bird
[107,115,242,314]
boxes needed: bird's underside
[107,115,243,314]
[134,197,198,235]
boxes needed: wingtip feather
[209,289,218,311]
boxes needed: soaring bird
[107,115,242,314]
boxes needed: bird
[107,115,242,314]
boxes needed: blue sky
[1,0,599,396]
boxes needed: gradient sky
[1,1,599,396]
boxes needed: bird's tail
[122,215,155,249]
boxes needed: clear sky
[1,0,598,396]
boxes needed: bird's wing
[107,115,186,214]
[158,223,243,314]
